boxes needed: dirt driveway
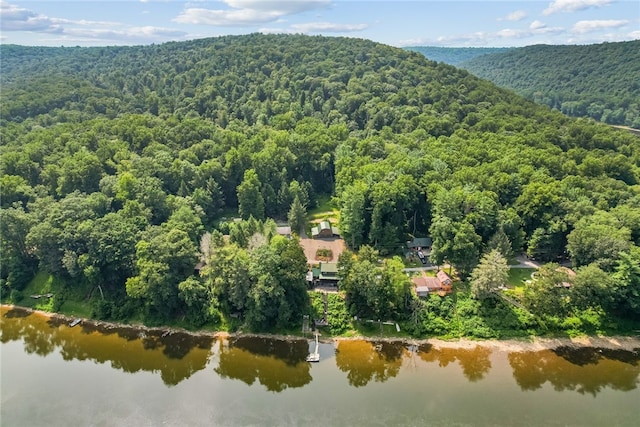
[299,237,346,263]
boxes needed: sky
[1,0,639,47]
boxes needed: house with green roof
[311,221,340,239]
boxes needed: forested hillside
[403,46,511,66]
[1,34,639,334]
[460,40,640,127]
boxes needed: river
[1,306,639,426]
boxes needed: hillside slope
[460,40,640,127]
[1,34,639,329]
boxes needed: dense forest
[1,34,639,337]
[459,40,640,127]
[404,46,511,66]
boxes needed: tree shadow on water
[335,340,405,387]
[418,343,492,382]
[214,336,312,392]
[509,348,640,395]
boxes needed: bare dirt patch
[300,237,346,263]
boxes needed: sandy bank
[3,304,639,352]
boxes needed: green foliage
[567,211,631,270]
[611,247,640,317]
[310,292,351,335]
[461,40,640,127]
[10,289,24,303]
[487,227,513,260]
[201,230,310,332]
[470,249,509,300]
[287,195,307,235]
[523,264,572,318]
[237,169,265,221]
[1,34,639,335]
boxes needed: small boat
[69,318,82,327]
[306,333,320,362]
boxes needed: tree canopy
[459,40,640,127]
[1,33,639,330]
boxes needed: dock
[306,333,320,362]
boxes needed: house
[556,266,576,288]
[412,275,442,297]
[310,262,339,287]
[276,226,292,239]
[406,237,432,254]
[312,221,340,239]
[318,262,339,286]
[437,270,452,287]
[411,270,453,297]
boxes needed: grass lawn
[351,320,412,339]
[404,258,424,268]
[308,195,339,222]
[15,271,55,309]
[8,270,94,317]
[507,268,536,288]
[60,299,93,318]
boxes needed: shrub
[315,248,333,261]
[10,289,23,303]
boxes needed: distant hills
[407,41,640,128]
[402,46,511,66]
[462,41,640,127]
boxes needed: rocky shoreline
[4,304,640,352]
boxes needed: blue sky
[1,0,638,47]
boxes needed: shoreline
[3,304,640,352]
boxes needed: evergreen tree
[287,195,307,235]
[487,227,513,260]
[469,249,509,300]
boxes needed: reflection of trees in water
[1,308,57,356]
[418,344,492,382]
[553,346,640,366]
[509,348,640,395]
[214,336,311,392]
[335,340,405,387]
[1,307,213,386]
[230,336,308,365]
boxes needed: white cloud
[290,22,367,33]
[499,10,527,22]
[225,0,330,14]
[50,18,120,27]
[629,30,640,39]
[399,23,565,47]
[0,1,186,44]
[174,7,283,26]
[174,0,330,26]
[0,1,58,32]
[530,20,546,30]
[398,32,493,47]
[572,19,629,33]
[64,26,186,41]
[543,0,612,16]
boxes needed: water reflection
[214,336,311,392]
[417,344,493,382]
[335,340,405,387]
[4,306,640,398]
[1,306,213,386]
[509,347,640,395]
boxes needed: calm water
[2,306,640,427]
